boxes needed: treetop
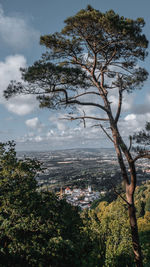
[4,6,149,114]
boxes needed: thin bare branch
[83,110,86,128]
[99,124,114,143]
[61,115,109,122]
[53,88,108,112]
[113,186,131,206]
[68,91,102,100]
[128,136,132,152]
[73,55,105,98]
[115,77,123,123]
[103,47,117,69]
[109,63,134,75]
[67,99,108,112]
[92,52,97,76]
[133,153,150,162]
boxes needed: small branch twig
[109,181,130,206]
[128,136,132,152]
[133,152,150,162]
[113,186,130,207]
[99,124,114,143]
[115,75,123,124]
[60,115,109,122]
[68,91,102,100]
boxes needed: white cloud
[6,95,37,115]
[34,136,43,142]
[25,118,46,138]
[26,117,40,128]
[124,114,136,121]
[25,117,45,131]
[119,113,150,140]
[28,132,35,137]
[49,113,68,131]
[109,89,134,114]
[147,94,150,103]
[0,54,38,115]
[0,5,39,49]
[17,123,108,150]
[47,130,54,137]
[0,55,27,92]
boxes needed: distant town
[59,185,103,209]
[17,148,150,208]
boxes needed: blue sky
[0,0,150,151]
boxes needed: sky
[0,0,150,151]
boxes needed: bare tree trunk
[127,191,143,267]
[110,123,143,267]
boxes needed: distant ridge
[17,147,115,154]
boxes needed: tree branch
[112,186,131,206]
[128,136,132,152]
[99,124,114,143]
[68,91,102,99]
[104,47,117,69]
[62,115,109,122]
[67,99,108,112]
[115,77,123,123]
[51,88,108,112]
[133,153,150,162]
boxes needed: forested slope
[0,142,150,266]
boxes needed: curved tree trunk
[126,189,143,267]
[110,122,143,267]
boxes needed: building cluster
[60,185,101,209]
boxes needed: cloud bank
[0,54,38,115]
[0,5,39,50]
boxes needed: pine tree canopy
[4,6,148,114]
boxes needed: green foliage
[138,212,150,266]
[145,197,150,212]
[0,142,84,266]
[97,199,134,266]
[132,121,150,155]
[0,143,150,266]
[136,200,145,218]
[135,182,150,215]
[89,184,150,266]
[4,6,148,107]
[81,199,134,267]
[80,209,106,266]
[86,187,150,267]
[135,183,150,265]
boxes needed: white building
[65,187,72,195]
